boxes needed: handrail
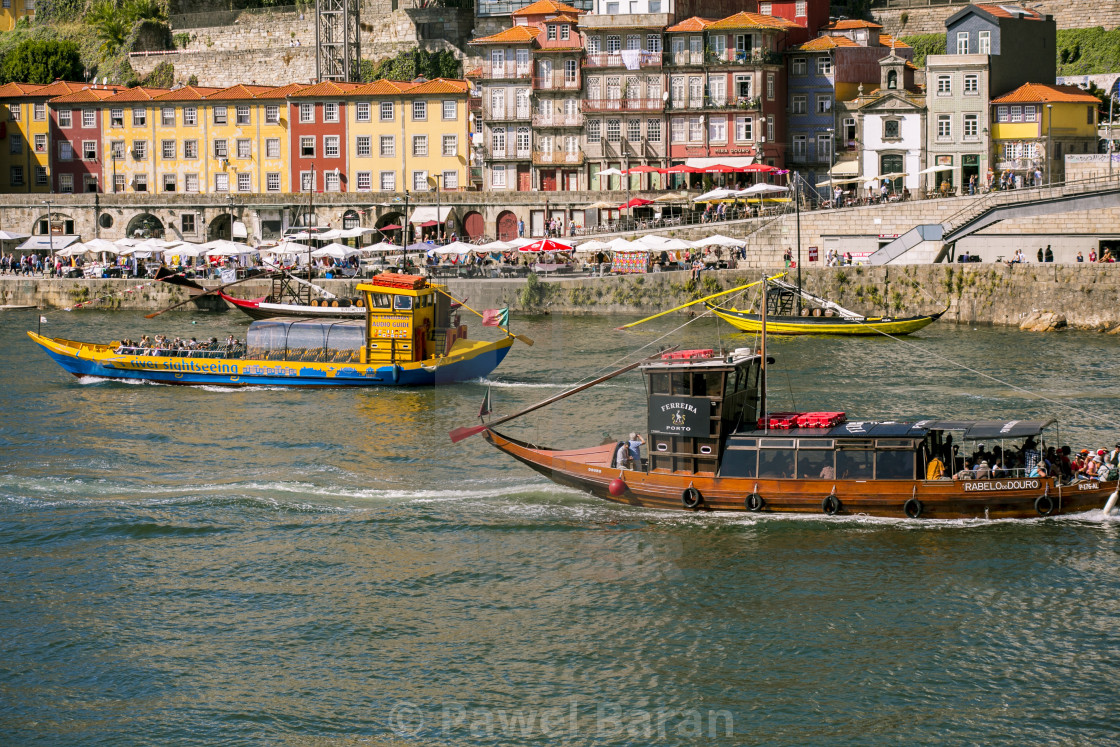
[940,173,1120,236]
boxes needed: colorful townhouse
[0,81,88,193]
[97,86,170,194]
[47,84,125,194]
[990,83,1099,185]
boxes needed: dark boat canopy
[920,419,1055,440]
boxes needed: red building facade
[49,85,121,193]
[287,81,359,195]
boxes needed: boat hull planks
[485,430,1111,519]
[29,332,513,387]
[706,303,943,336]
[219,292,367,321]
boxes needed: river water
[3,308,1120,746]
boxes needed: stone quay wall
[6,264,1120,331]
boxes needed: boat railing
[117,346,243,359]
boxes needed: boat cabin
[243,274,464,365]
[641,349,1055,481]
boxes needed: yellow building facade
[0,81,81,193]
[990,82,1100,182]
[0,0,35,32]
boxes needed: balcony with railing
[532,112,584,127]
[470,62,533,80]
[582,98,664,113]
[584,51,663,69]
[706,49,784,67]
[532,73,581,91]
[667,96,762,112]
[476,0,591,16]
[666,52,705,67]
[484,106,532,122]
[533,150,585,166]
[487,148,532,161]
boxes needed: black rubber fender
[904,498,923,519]
[682,487,703,510]
[822,494,841,515]
[1035,494,1055,516]
[745,493,764,512]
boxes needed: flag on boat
[478,385,492,419]
[40,316,47,323]
[482,307,509,327]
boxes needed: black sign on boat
[648,395,713,437]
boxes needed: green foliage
[1056,27,1120,76]
[33,0,85,25]
[518,273,554,310]
[173,33,191,49]
[187,73,198,86]
[900,34,945,67]
[87,0,168,56]
[142,60,174,88]
[367,49,461,83]
[0,39,84,85]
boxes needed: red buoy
[608,478,627,497]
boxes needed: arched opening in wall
[125,212,165,239]
[496,210,518,241]
[342,209,361,230]
[208,214,232,241]
[887,70,898,90]
[33,213,75,236]
[375,211,405,243]
[463,211,484,240]
[290,211,319,228]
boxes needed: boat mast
[307,162,314,298]
[760,275,767,431]
[794,174,802,315]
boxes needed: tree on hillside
[88,0,168,56]
[364,49,461,83]
[1,39,84,85]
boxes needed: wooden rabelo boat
[218,273,370,321]
[705,277,944,336]
[29,274,519,387]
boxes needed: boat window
[736,438,757,448]
[876,450,915,479]
[876,439,913,448]
[760,438,795,448]
[649,372,670,394]
[797,439,834,449]
[393,295,414,311]
[720,447,757,478]
[746,362,759,393]
[247,320,291,360]
[367,293,393,308]
[695,371,722,396]
[285,322,329,362]
[836,449,873,479]
[671,372,690,394]
[797,449,834,479]
[731,368,743,393]
[759,449,795,478]
[325,323,364,362]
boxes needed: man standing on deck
[1023,437,1041,474]
[628,432,645,469]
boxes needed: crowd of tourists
[927,437,1120,483]
[116,334,245,357]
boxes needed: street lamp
[226,194,234,241]
[42,199,54,267]
[825,127,836,206]
[1046,104,1053,187]
[429,172,443,244]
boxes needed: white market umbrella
[170,243,208,258]
[478,240,513,252]
[203,240,254,258]
[738,183,789,195]
[692,188,738,202]
[597,168,625,178]
[507,237,541,249]
[316,228,345,240]
[648,237,694,251]
[576,239,612,252]
[56,243,90,257]
[427,241,476,257]
[917,164,955,175]
[0,229,30,241]
[607,237,645,252]
[693,234,746,248]
[364,241,404,255]
[83,238,120,254]
[114,237,140,247]
[311,242,362,260]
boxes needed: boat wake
[476,377,622,390]
[75,375,293,392]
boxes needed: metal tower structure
[315,0,360,82]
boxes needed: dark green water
[3,309,1120,746]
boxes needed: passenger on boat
[926,453,945,480]
[614,441,632,470]
[1022,437,1041,473]
[628,432,645,467]
[1058,446,1074,482]
[974,460,991,479]
[991,459,1007,478]
[819,463,835,479]
[954,460,974,480]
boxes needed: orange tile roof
[287,80,363,98]
[351,79,415,96]
[154,85,222,102]
[799,34,859,51]
[974,3,1044,20]
[706,11,799,31]
[105,86,170,103]
[879,34,910,48]
[992,82,1101,104]
[0,82,43,97]
[49,86,125,104]
[207,84,282,101]
[257,83,305,99]
[665,16,713,33]
[511,0,583,16]
[549,13,580,23]
[469,24,542,44]
[408,78,470,95]
[31,81,84,97]
[822,19,883,31]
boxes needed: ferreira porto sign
[648,395,712,437]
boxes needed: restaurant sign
[648,395,712,437]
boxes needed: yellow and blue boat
[28,274,517,387]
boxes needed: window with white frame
[547,24,556,41]
[58,109,72,127]
[560,25,569,41]
[213,139,228,159]
[817,56,832,75]
[412,135,427,156]
[161,140,175,159]
[110,107,124,126]
[266,172,280,192]
[491,165,506,188]
[59,173,73,193]
[647,118,661,142]
[184,139,198,159]
[413,101,427,121]
[792,134,806,158]
[33,103,45,121]
[236,106,250,125]
[381,171,396,191]
[816,133,831,160]
[132,139,147,159]
[735,115,753,141]
[212,106,227,125]
[299,171,314,192]
[964,74,979,95]
[162,174,176,192]
[587,120,601,143]
[356,171,371,191]
[442,134,457,156]
[963,113,978,138]
[324,103,339,123]
[58,141,73,160]
[356,135,371,157]
[791,94,807,114]
[708,117,726,142]
[792,57,807,75]
[134,173,148,192]
[937,75,951,95]
[606,119,620,142]
[324,135,340,157]
[265,105,279,123]
[956,31,969,55]
[795,0,806,16]
[111,140,124,159]
[670,117,685,143]
[184,107,197,126]
[627,119,641,141]
[412,170,428,191]
[266,138,280,158]
[380,135,395,156]
[215,173,229,192]
[443,100,456,120]
[816,95,831,114]
[978,30,991,54]
[1024,105,1036,122]
[442,169,458,190]
[380,101,394,121]
[937,114,951,139]
[299,103,313,123]
[491,127,506,154]
[7,104,19,122]
[587,36,600,54]
[82,109,94,128]
[236,139,250,159]
[300,136,314,157]
[1010,105,1022,123]
[325,171,340,192]
[767,73,775,101]
[883,119,900,139]
[237,173,250,192]
[766,115,773,141]
[82,140,96,160]
[688,116,702,142]
[113,174,125,192]
[996,105,1008,122]
[160,107,174,126]
[34,133,46,152]
[647,34,661,53]
[607,34,620,53]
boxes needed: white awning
[16,235,80,251]
[829,160,860,177]
[409,206,454,224]
[232,220,247,239]
[684,156,755,169]
[917,164,957,174]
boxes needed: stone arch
[342,209,361,229]
[33,212,76,236]
[125,212,165,239]
[462,211,484,239]
[208,213,232,241]
[496,210,518,241]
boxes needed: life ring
[1035,494,1055,517]
[745,493,764,512]
[821,494,841,515]
[903,498,923,519]
[682,487,703,510]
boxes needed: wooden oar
[144,272,277,319]
[616,272,788,330]
[449,348,675,443]
[433,286,534,346]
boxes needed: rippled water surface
[3,308,1120,746]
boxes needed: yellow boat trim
[708,306,939,336]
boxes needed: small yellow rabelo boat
[705,277,944,336]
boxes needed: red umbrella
[379,223,401,230]
[420,220,439,227]
[518,238,573,253]
[702,164,738,173]
[741,163,776,172]
[619,197,653,209]
[625,165,660,174]
[664,164,701,174]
